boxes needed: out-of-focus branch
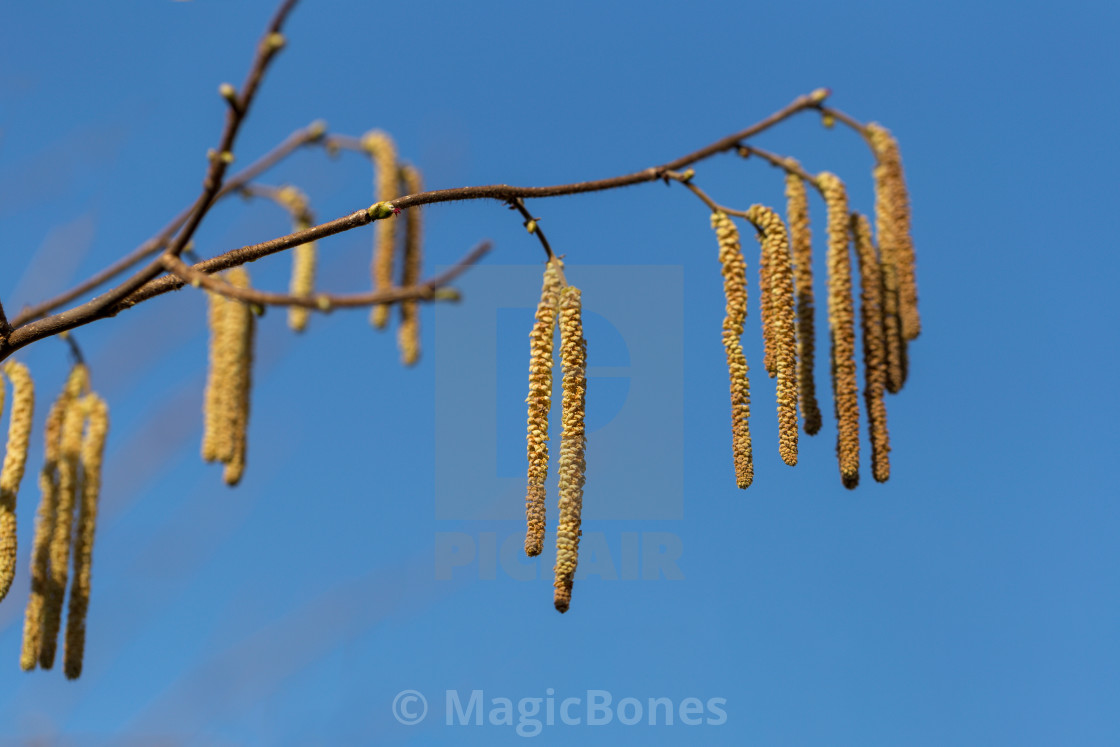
[158,240,490,310]
[11,122,325,328]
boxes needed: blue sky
[1,0,1118,744]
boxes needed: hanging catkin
[525,258,564,557]
[757,212,776,379]
[397,164,424,366]
[553,285,587,613]
[201,269,254,485]
[20,370,78,670]
[866,123,919,343]
[278,186,316,333]
[785,169,822,436]
[746,205,799,467]
[881,260,907,394]
[0,361,34,602]
[362,130,399,329]
[818,173,860,488]
[37,366,89,669]
[851,213,891,483]
[64,393,108,680]
[711,211,753,488]
[222,268,254,487]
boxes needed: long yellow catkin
[757,212,776,379]
[20,377,74,670]
[851,213,891,483]
[711,212,753,488]
[525,258,564,557]
[64,393,108,680]
[867,123,920,342]
[881,259,908,394]
[553,285,587,613]
[202,285,232,463]
[397,164,424,366]
[363,130,399,329]
[785,169,822,436]
[818,173,860,488]
[222,267,254,487]
[278,186,316,333]
[746,205,799,467]
[0,361,35,602]
[38,365,89,669]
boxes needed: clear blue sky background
[1,0,1118,744]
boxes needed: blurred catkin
[711,212,753,488]
[201,269,254,485]
[757,210,776,379]
[851,213,891,483]
[0,361,34,602]
[525,258,564,557]
[63,393,108,680]
[746,205,799,467]
[20,374,76,670]
[881,260,907,393]
[362,130,399,329]
[867,123,919,343]
[554,286,587,613]
[277,186,316,333]
[397,164,424,366]
[222,268,254,487]
[38,366,89,669]
[785,169,822,436]
[202,282,232,464]
[818,173,860,488]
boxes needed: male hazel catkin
[851,212,891,483]
[784,168,822,436]
[746,205,799,467]
[711,211,754,489]
[362,130,400,330]
[818,172,861,488]
[525,258,564,558]
[553,285,587,613]
[0,361,34,602]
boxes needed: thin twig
[11,123,321,330]
[0,88,826,363]
[42,0,300,326]
[664,171,760,228]
[737,145,822,190]
[508,198,553,260]
[159,241,489,308]
[819,105,871,143]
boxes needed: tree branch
[10,122,324,328]
[0,84,865,364]
[157,240,490,310]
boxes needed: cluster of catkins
[201,128,426,486]
[523,257,589,613]
[715,126,918,489]
[0,361,110,679]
